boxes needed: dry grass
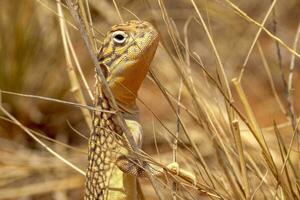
[0,0,300,199]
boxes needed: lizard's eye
[112,31,127,44]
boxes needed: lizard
[84,20,160,200]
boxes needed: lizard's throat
[106,38,158,114]
[107,58,151,114]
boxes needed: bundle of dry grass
[0,0,299,199]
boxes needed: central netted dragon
[84,20,195,200]
[84,20,159,200]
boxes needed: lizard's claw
[116,155,146,177]
[166,162,180,175]
[166,162,197,187]
[117,157,197,187]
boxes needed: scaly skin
[84,20,159,200]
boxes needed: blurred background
[0,0,300,199]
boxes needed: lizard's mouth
[142,29,159,48]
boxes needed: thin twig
[56,0,92,129]
[288,22,300,160]
[238,0,277,81]
[0,90,114,113]
[257,42,286,115]
[223,0,300,59]
[0,93,85,175]
[232,120,250,199]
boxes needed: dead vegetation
[0,0,300,199]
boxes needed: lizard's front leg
[116,156,196,183]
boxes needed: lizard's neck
[107,41,157,115]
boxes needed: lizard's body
[84,20,159,200]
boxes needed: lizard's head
[98,20,159,113]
